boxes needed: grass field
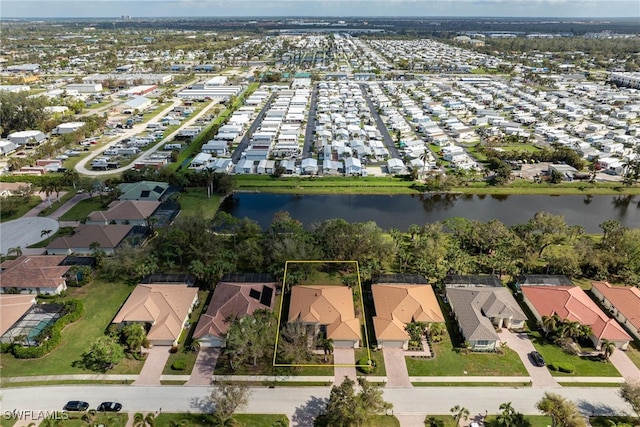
[0,196,42,222]
[59,196,107,221]
[0,278,141,377]
[154,413,289,427]
[528,332,621,377]
[43,413,128,427]
[176,188,223,218]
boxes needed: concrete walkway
[186,347,220,386]
[609,349,640,382]
[333,348,357,384]
[133,346,171,386]
[383,348,412,387]
[498,330,559,387]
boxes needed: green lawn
[27,226,75,248]
[38,190,76,217]
[406,334,528,377]
[0,278,141,377]
[624,342,640,370]
[0,418,17,427]
[154,413,289,426]
[0,196,42,222]
[59,196,107,221]
[590,416,639,427]
[50,413,128,427]
[356,347,386,376]
[425,415,552,427]
[528,332,621,377]
[176,188,223,219]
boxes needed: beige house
[288,285,360,349]
[113,284,199,346]
[0,294,37,336]
[0,255,70,295]
[371,283,444,349]
[87,200,160,226]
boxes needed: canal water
[219,193,640,233]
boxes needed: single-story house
[590,281,640,342]
[288,285,360,349]
[46,224,136,255]
[193,281,276,348]
[8,130,47,146]
[0,294,37,336]
[86,200,160,226]
[371,283,444,349]
[521,285,631,350]
[118,181,169,201]
[446,286,527,351]
[387,158,406,174]
[0,255,70,295]
[112,284,199,346]
[0,139,18,155]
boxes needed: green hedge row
[356,358,376,374]
[548,362,575,374]
[7,299,84,359]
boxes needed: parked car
[529,351,545,367]
[97,402,122,412]
[64,401,89,411]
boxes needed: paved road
[359,83,401,159]
[1,385,633,419]
[499,330,558,387]
[230,93,275,164]
[302,83,318,159]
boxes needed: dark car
[97,402,122,412]
[64,401,89,411]
[530,351,546,367]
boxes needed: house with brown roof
[112,284,199,346]
[0,294,37,336]
[589,281,640,343]
[446,285,527,352]
[86,200,160,226]
[371,283,444,349]
[0,255,70,295]
[193,281,276,348]
[46,224,137,255]
[521,284,632,350]
[288,285,361,349]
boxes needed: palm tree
[133,413,145,427]
[40,229,53,241]
[601,339,616,361]
[320,337,334,362]
[419,148,431,181]
[6,247,22,257]
[450,405,470,427]
[496,402,516,427]
[541,314,561,338]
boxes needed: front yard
[1,278,142,377]
[528,332,621,377]
[154,413,289,426]
[406,333,528,377]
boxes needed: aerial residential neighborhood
[1,12,640,427]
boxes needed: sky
[1,0,638,19]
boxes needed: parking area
[497,330,558,387]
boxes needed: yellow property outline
[272,260,372,369]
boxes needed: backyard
[0,278,141,378]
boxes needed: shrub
[172,360,187,371]
[356,358,376,374]
[548,363,558,371]
[558,363,575,374]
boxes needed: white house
[344,157,362,175]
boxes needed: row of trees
[99,208,640,287]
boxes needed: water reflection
[220,193,640,233]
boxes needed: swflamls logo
[3,410,69,421]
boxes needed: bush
[558,362,575,374]
[356,358,376,374]
[171,360,187,371]
[548,363,558,371]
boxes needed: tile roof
[118,181,168,201]
[193,282,276,341]
[591,281,640,335]
[446,287,526,342]
[47,224,133,251]
[521,285,631,342]
[88,200,160,223]
[113,284,198,343]
[0,294,37,336]
[0,255,69,289]
[372,284,444,341]
[288,285,360,341]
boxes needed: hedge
[171,360,187,371]
[356,358,376,374]
[10,299,84,359]
[548,362,575,374]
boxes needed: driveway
[382,348,412,387]
[133,346,171,386]
[333,348,356,384]
[609,349,640,382]
[186,347,220,386]
[498,330,558,387]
